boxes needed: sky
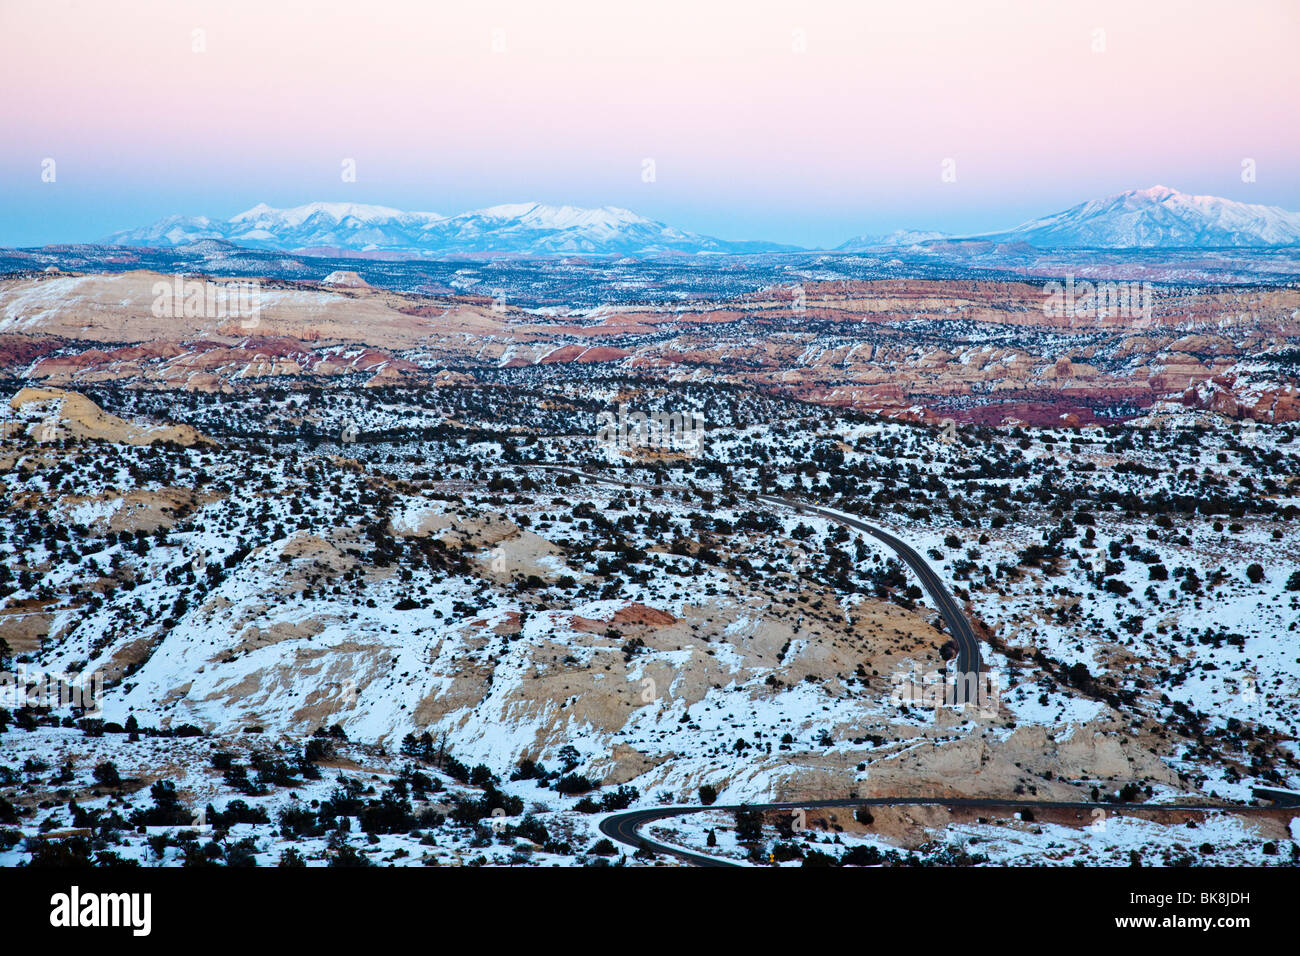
[1,0,1297,248]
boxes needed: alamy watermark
[50,886,151,936]
[1,665,103,716]
[889,664,1001,719]
[1042,276,1153,324]
[151,276,262,328]
[596,404,706,456]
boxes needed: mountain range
[972,185,1300,249]
[104,201,793,257]
[104,187,1300,258]
[837,186,1300,252]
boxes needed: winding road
[756,495,982,696]
[542,467,982,693]
[546,464,1268,865]
[600,797,1282,866]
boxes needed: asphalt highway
[539,467,983,694]
[542,465,1253,866]
[757,495,982,700]
[600,797,1280,866]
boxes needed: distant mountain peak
[229,201,439,226]
[235,202,275,217]
[837,228,951,252]
[972,186,1300,249]
[834,186,1300,253]
[106,201,794,256]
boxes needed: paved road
[543,465,1276,865]
[757,495,982,700]
[599,806,739,867]
[541,465,983,698]
[543,464,1281,866]
[600,797,1282,867]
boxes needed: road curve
[539,466,982,688]
[758,495,982,698]
[601,797,1280,867]
[544,465,1273,866]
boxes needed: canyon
[1,270,1296,427]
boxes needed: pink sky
[1,0,1297,246]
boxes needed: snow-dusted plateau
[0,249,1297,868]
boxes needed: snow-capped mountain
[105,201,793,257]
[836,229,951,252]
[972,186,1300,249]
[106,202,445,254]
[98,187,1300,256]
[107,214,229,247]
[224,201,445,252]
[409,202,777,255]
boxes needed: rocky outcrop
[1181,375,1300,422]
[9,387,212,446]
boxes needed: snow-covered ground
[2,384,1297,865]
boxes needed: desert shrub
[554,773,595,795]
